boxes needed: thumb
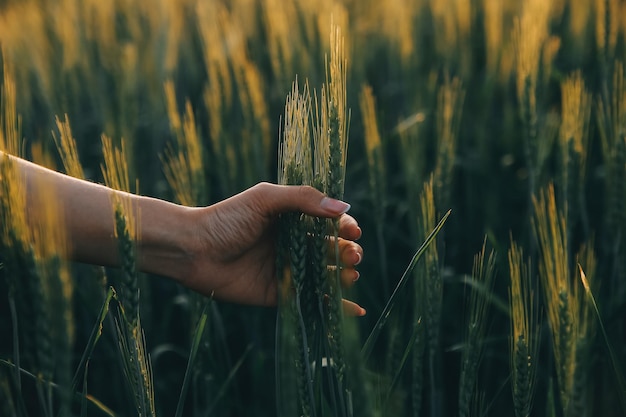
[251,182,351,218]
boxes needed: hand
[180,183,365,315]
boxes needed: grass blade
[175,299,211,417]
[72,287,116,390]
[8,296,23,397]
[362,209,451,361]
[83,395,117,417]
[384,317,422,405]
[578,264,626,414]
[80,361,89,417]
[0,360,118,417]
[204,344,253,417]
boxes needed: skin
[1,151,365,315]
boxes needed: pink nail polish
[353,270,360,281]
[321,197,351,214]
[354,252,362,266]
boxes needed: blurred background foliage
[1,0,626,415]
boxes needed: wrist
[136,196,197,284]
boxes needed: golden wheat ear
[508,239,540,417]
[162,80,206,207]
[52,114,85,180]
[0,61,21,156]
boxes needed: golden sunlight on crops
[1,0,625,415]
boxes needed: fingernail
[320,197,351,214]
[352,270,360,282]
[359,307,366,316]
[354,252,362,266]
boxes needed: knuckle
[253,181,272,194]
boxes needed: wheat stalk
[0,68,32,404]
[508,240,539,417]
[325,27,349,411]
[100,135,155,416]
[595,0,620,63]
[483,0,504,75]
[596,63,626,301]
[417,176,444,417]
[1,68,76,415]
[558,72,592,239]
[52,114,85,180]
[101,135,140,325]
[0,60,21,157]
[275,21,351,415]
[359,84,389,297]
[196,1,271,190]
[458,241,496,417]
[533,186,570,360]
[278,78,318,417]
[162,80,206,207]
[115,314,156,417]
[513,0,552,198]
[31,146,75,416]
[533,184,590,412]
[434,76,463,214]
[566,243,597,416]
[359,85,384,204]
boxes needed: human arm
[1,151,365,313]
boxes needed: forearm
[2,151,194,283]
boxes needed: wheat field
[1,0,625,416]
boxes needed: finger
[340,267,360,287]
[250,182,351,218]
[342,299,366,317]
[327,238,363,267]
[338,214,362,240]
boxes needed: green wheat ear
[275,21,353,416]
[325,24,350,415]
[100,135,155,417]
[459,241,496,417]
[26,180,77,417]
[101,135,140,327]
[114,311,156,417]
[419,177,441,359]
[114,204,139,326]
[277,78,317,417]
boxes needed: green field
[1,0,626,416]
